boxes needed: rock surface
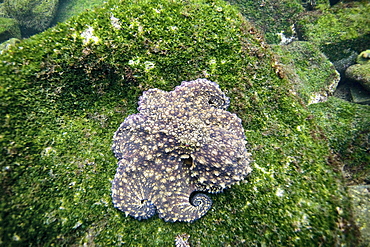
[0,17,21,43]
[272,41,340,105]
[357,50,370,65]
[348,185,370,247]
[346,63,370,92]
[296,1,370,62]
[309,96,370,245]
[226,0,304,44]
[309,97,370,185]
[0,0,365,246]
[3,0,59,36]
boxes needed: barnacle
[112,78,252,222]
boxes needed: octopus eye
[207,95,224,108]
[208,97,217,107]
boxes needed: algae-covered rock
[346,63,370,92]
[227,0,304,44]
[309,97,370,184]
[0,0,359,245]
[3,0,58,36]
[349,83,370,105]
[296,1,370,62]
[52,0,106,24]
[272,41,340,105]
[357,50,370,65]
[0,37,20,53]
[309,97,370,244]
[348,185,370,247]
[0,17,21,43]
[0,3,6,17]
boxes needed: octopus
[111,79,252,222]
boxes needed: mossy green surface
[346,63,370,92]
[3,0,58,36]
[272,41,339,104]
[357,50,370,65]
[0,0,358,246]
[0,17,21,43]
[309,97,370,185]
[296,1,370,61]
[227,0,304,44]
[0,38,20,54]
[348,185,370,247]
[53,0,106,25]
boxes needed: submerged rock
[227,0,304,44]
[357,50,370,65]
[3,0,59,36]
[348,185,370,247]
[0,17,21,43]
[0,0,361,245]
[346,63,370,92]
[272,41,340,105]
[296,2,370,62]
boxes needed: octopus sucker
[112,79,252,222]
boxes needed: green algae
[227,0,304,44]
[309,97,370,185]
[52,0,107,25]
[357,50,370,65]
[348,185,370,247]
[0,17,21,43]
[346,63,370,92]
[272,41,339,105]
[0,0,358,246]
[296,1,370,61]
[3,0,58,36]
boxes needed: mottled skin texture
[112,79,252,222]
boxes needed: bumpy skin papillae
[112,158,157,220]
[112,153,212,222]
[153,154,212,222]
[112,79,251,222]
[191,126,252,193]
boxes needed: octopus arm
[158,192,212,223]
[111,159,157,220]
[191,128,252,193]
[112,114,165,163]
[154,154,212,222]
[172,79,230,110]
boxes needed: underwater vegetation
[295,1,370,61]
[0,0,363,246]
[2,0,59,36]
